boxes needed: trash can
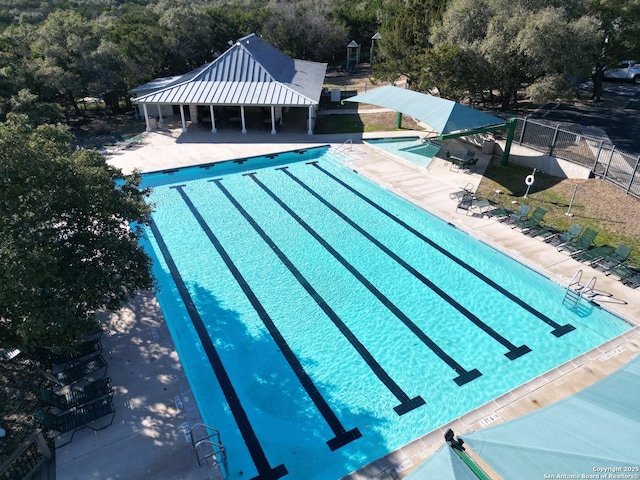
[482,139,495,154]
[148,116,158,129]
[330,88,341,103]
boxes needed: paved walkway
[56,124,640,480]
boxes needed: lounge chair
[505,204,531,224]
[36,396,115,446]
[593,244,632,272]
[449,183,474,200]
[40,377,113,411]
[557,227,598,255]
[605,262,637,281]
[38,354,108,387]
[575,245,614,265]
[49,338,102,372]
[512,207,546,233]
[549,223,584,246]
[486,206,510,221]
[531,225,559,241]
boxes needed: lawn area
[476,160,640,266]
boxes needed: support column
[157,104,164,124]
[240,106,247,134]
[270,106,276,134]
[180,105,187,133]
[209,105,217,133]
[143,104,152,132]
[307,106,313,135]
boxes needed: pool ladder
[334,138,353,154]
[564,269,597,307]
[190,423,228,479]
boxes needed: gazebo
[130,34,328,135]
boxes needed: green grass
[476,160,640,266]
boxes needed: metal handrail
[335,138,353,153]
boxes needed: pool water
[140,146,630,480]
[365,136,441,167]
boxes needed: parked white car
[603,60,640,84]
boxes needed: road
[527,82,640,155]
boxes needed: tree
[375,0,448,86]
[30,10,100,116]
[429,0,602,109]
[588,0,640,63]
[0,114,155,353]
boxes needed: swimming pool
[140,146,631,479]
[365,136,441,167]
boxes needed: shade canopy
[407,354,640,479]
[344,86,506,137]
[464,355,640,478]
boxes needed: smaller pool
[365,136,441,168]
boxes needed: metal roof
[345,85,506,136]
[133,34,327,107]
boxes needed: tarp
[344,85,506,136]
[463,354,640,479]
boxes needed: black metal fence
[513,117,640,199]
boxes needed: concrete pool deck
[56,123,640,479]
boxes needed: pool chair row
[548,225,638,288]
[36,344,114,446]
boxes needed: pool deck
[56,123,640,479]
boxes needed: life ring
[525,175,535,186]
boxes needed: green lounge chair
[548,223,583,246]
[593,244,632,272]
[449,183,474,200]
[558,227,598,255]
[36,396,115,446]
[505,204,531,224]
[575,245,614,264]
[512,207,546,233]
[486,206,510,221]
[38,355,108,387]
[40,377,113,411]
[605,262,637,281]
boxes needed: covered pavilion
[130,34,327,135]
[345,85,517,165]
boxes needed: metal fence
[513,117,640,199]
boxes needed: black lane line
[278,167,530,361]
[172,185,362,451]
[310,162,575,338]
[245,173,481,387]
[148,219,287,480]
[211,178,425,417]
